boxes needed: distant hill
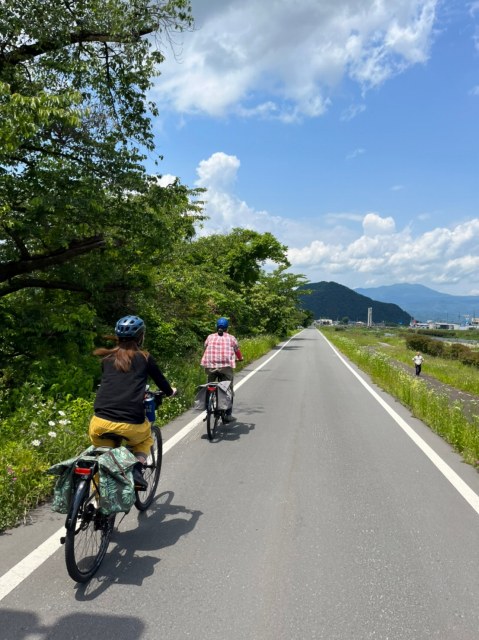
[354,284,479,323]
[298,281,411,325]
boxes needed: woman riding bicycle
[201,317,242,423]
[89,315,176,489]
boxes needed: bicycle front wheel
[135,424,162,511]
[64,479,115,583]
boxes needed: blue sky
[146,0,478,296]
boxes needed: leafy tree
[0,1,205,394]
[243,267,309,336]
[0,179,204,396]
[0,0,194,295]
[301,309,315,327]
[163,231,307,340]
[187,229,290,292]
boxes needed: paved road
[2,328,479,639]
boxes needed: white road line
[320,331,479,516]
[0,334,297,601]
[0,530,63,601]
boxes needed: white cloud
[340,103,367,121]
[193,151,479,295]
[346,148,366,160]
[290,218,479,293]
[362,212,396,235]
[469,2,479,17]
[154,0,438,120]
[156,174,177,187]
[195,152,240,191]
[193,152,295,237]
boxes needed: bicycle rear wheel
[206,391,220,441]
[64,479,115,583]
[135,424,162,511]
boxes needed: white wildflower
[31,439,41,447]
[48,420,56,426]
[59,419,70,425]
[48,431,57,438]
[58,410,66,416]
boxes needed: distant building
[317,318,333,325]
[434,323,459,330]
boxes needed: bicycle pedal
[60,536,66,545]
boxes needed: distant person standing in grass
[413,352,424,376]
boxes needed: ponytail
[94,338,148,372]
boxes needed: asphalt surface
[2,327,479,639]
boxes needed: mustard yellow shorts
[89,415,153,457]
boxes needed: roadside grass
[320,326,479,468]
[0,334,281,532]
[329,327,479,395]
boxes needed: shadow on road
[74,491,202,599]
[200,420,255,443]
[2,610,145,640]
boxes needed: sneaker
[133,462,147,490]
[223,415,236,423]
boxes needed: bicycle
[61,389,165,583]
[204,382,228,441]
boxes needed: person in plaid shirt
[201,317,243,422]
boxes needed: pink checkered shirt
[201,332,239,369]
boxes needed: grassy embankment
[0,334,280,532]
[319,326,479,468]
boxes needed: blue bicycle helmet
[216,317,229,330]
[115,315,145,339]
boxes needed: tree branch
[0,276,139,298]
[0,235,106,283]
[1,225,31,259]
[0,278,89,297]
[2,27,159,67]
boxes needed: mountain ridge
[354,283,479,322]
[298,281,411,325]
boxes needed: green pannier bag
[47,445,137,515]
[97,446,138,515]
[47,446,97,514]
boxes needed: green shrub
[405,334,431,352]
[448,343,471,361]
[461,351,479,369]
[405,333,444,357]
[427,340,445,357]
[0,445,56,531]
